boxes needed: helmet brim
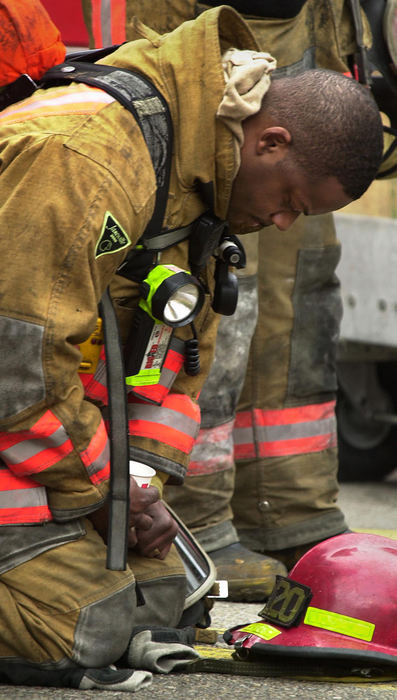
[226,622,397,670]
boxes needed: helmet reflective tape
[384,0,397,69]
[259,575,313,628]
[240,623,281,641]
[304,607,375,642]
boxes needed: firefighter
[81,0,397,602]
[167,0,397,600]
[0,0,383,689]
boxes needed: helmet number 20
[260,576,312,627]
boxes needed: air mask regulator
[212,233,246,316]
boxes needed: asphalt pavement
[1,477,396,700]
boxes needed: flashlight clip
[188,213,228,276]
[211,235,246,316]
[212,260,238,316]
[215,234,246,270]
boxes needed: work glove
[79,666,152,691]
[126,626,200,673]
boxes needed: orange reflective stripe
[80,418,110,484]
[0,410,74,476]
[0,465,52,524]
[163,346,185,374]
[0,84,114,125]
[256,432,337,458]
[0,411,109,485]
[188,421,234,475]
[234,401,337,460]
[0,466,44,490]
[0,505,51,525]
[80,348,108,405]
[255,401,336,427]
[110,0,126,44]
[129,419,195,453]
[89,0,126,47]
[128,394,200,454]
[90,0,103,48]
[80,371,108,404]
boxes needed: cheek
[229,176,247,211]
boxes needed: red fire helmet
[225,533,397,670]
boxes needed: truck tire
[337,426,397,481]
[337,361,397,482]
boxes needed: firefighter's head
[227,68,383,233]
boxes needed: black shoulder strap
[40,59,173,243]
[98,289,130,571]
[40,55,174,572]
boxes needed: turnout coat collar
[100,6,259,225]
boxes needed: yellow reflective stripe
[125,368,161,386]
[304,606,375,642]
[240,623,281,641]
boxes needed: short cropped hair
[262,69,384,199]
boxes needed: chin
[230,223,267,235]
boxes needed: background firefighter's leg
[165,233,288,602]
[232,213,348,570]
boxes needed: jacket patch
[95,212,131,259]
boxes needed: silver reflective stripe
[93,357,107,385]
[233,425,255,446]
[255,416,337,443]
[142,222,195,250]
[159,367,176,389]
[1,425,69,465]
[0,316,45,419]
[86,440,110,478]
[190,421,234,465]
[0,486,48,509]
[100,0,112,46]
[128,403,198,437]
[170,337,185,354]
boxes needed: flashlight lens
[163,284,200,323]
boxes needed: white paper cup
[129,461,156,488]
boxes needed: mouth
[246,217,269,231]
[253,215,269,227]
[229,216,269,235]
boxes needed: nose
[271,211,300,231]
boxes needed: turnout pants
[0,518,186,675]
[165,214,348,552]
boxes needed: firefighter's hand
[131,501,178,559]
[90,478,159,544]
[128,478,159,534]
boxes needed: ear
[257,126,292,156]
